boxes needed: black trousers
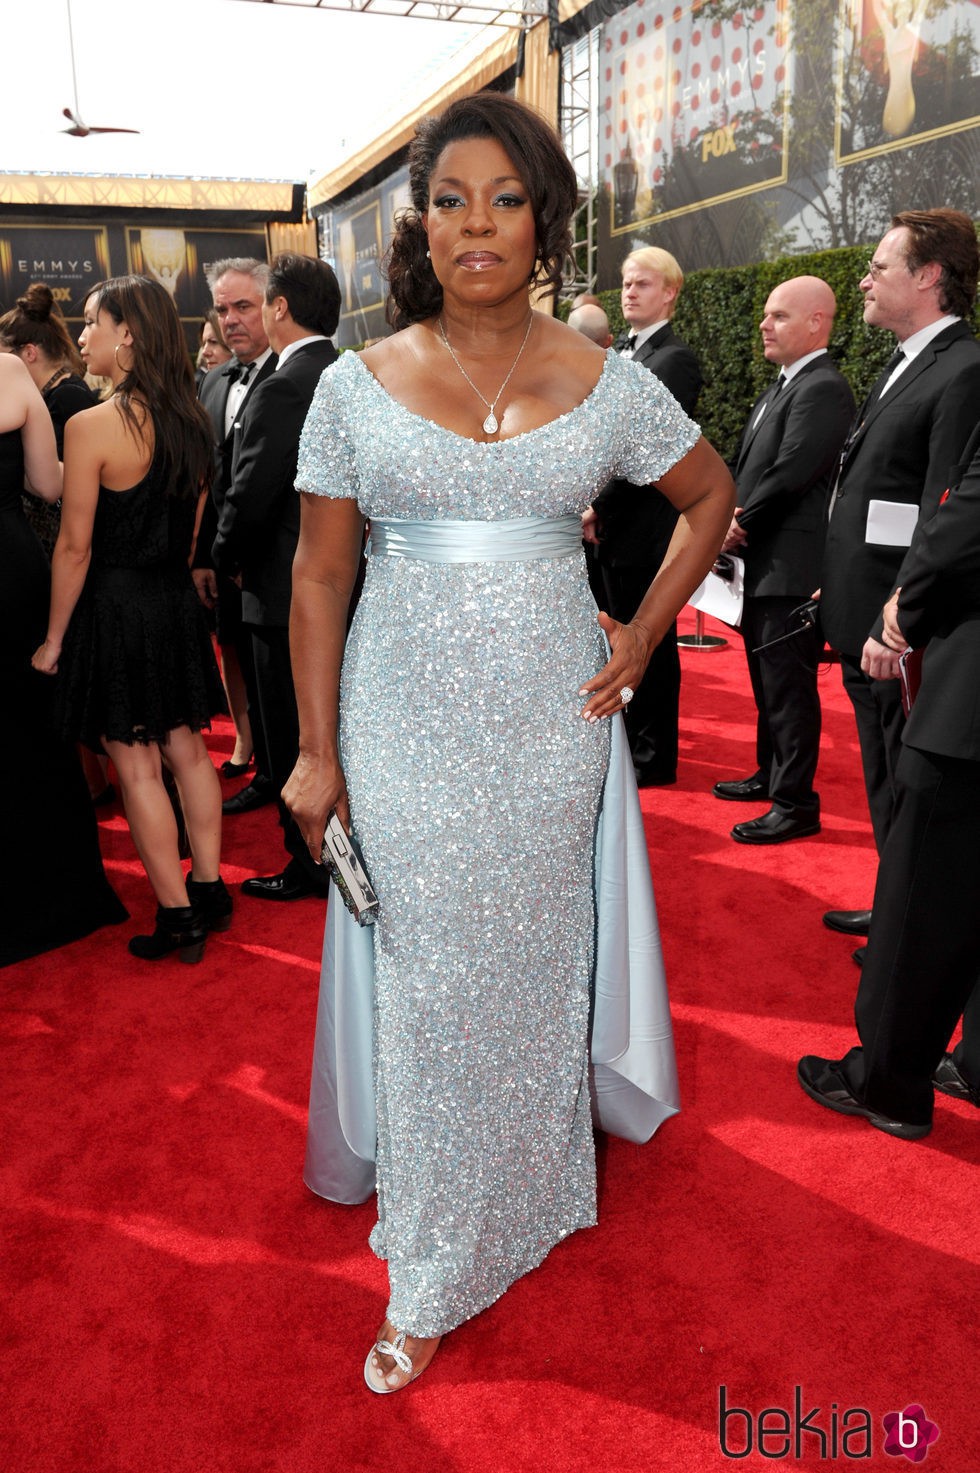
[740,596,821,814]
[841,743,980,1123]
[249,623,329,890]
[839,652,906,852]
[589,557,680,782]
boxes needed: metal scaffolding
[559,25,598,298]
[235,0,544,25]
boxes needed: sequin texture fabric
[297,349,699,1336]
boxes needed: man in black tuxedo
[714,276,855,843]
[585,247,702,786]
[194,257,278,815]
[799,426,980,1138]
[211,253,341,902]
[819,208,980,938]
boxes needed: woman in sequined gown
[284,94,735,1392]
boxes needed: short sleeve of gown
[610,353,701,486]
[296,356,359,502]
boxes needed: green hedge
[566,242,980,462]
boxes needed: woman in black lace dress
[32,276,230,963]
[0,353,126,967]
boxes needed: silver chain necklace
[437,314,534,435]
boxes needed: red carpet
[3,611,978,1472]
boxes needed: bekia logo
[718,1388,941,1462]
[882,1405,940,1463]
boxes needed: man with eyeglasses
[799,425,980,1140]
[818,208,980,948]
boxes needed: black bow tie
[228,361,256,385]
[623,334,638,352]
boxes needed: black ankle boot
[128,904,207,964]
[186,876,233,933]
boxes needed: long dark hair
[0,282,85,374]
[88,275,213,500]
[386,92,578,329]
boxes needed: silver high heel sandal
[363,1328,436,1394]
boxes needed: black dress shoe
[852,946,866,967]
[712,774,769,802]
[222,777,275,816]
[823,908,872,935]
[731,808,820,844]
[797,1055,931,1139]
[933,1054,979,1104]
[241,870,328,902]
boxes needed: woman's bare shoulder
[360,323,431,372]
[536,312,609,395]
[64,397,117,442]
[540,311,607,357]
[0,353,34,430]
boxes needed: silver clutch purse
[321,812,379,926]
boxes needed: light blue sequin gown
[296,347,698,1337]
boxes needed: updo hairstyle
[386,91,579,329]
[0,282,85,373]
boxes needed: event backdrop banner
[328,164,411,348]
[0,224,267,342]
[126,227,267,323]
[602,0,792,232]
[0,226,110,315]
[836,0,980,163]
[594,0,980,281]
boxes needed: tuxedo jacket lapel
[223,354,277,447]
[736,363,809,470]
[841,324,968,470]
[212,362,237,436]
[738,383,781,465]
[631,324,672,369]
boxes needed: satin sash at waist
[367,515,582,563]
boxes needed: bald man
[713,276,855,843]
[568,302,613,348]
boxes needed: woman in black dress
[32,276,230,963]
[0,353,126,967]
[0,283,98,558]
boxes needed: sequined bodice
[297,348,698,521]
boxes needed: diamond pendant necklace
[437,314,534,435]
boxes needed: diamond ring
[620,685,635,705]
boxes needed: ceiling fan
[60,0,140,136]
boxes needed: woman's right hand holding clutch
[282,751,350,867]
